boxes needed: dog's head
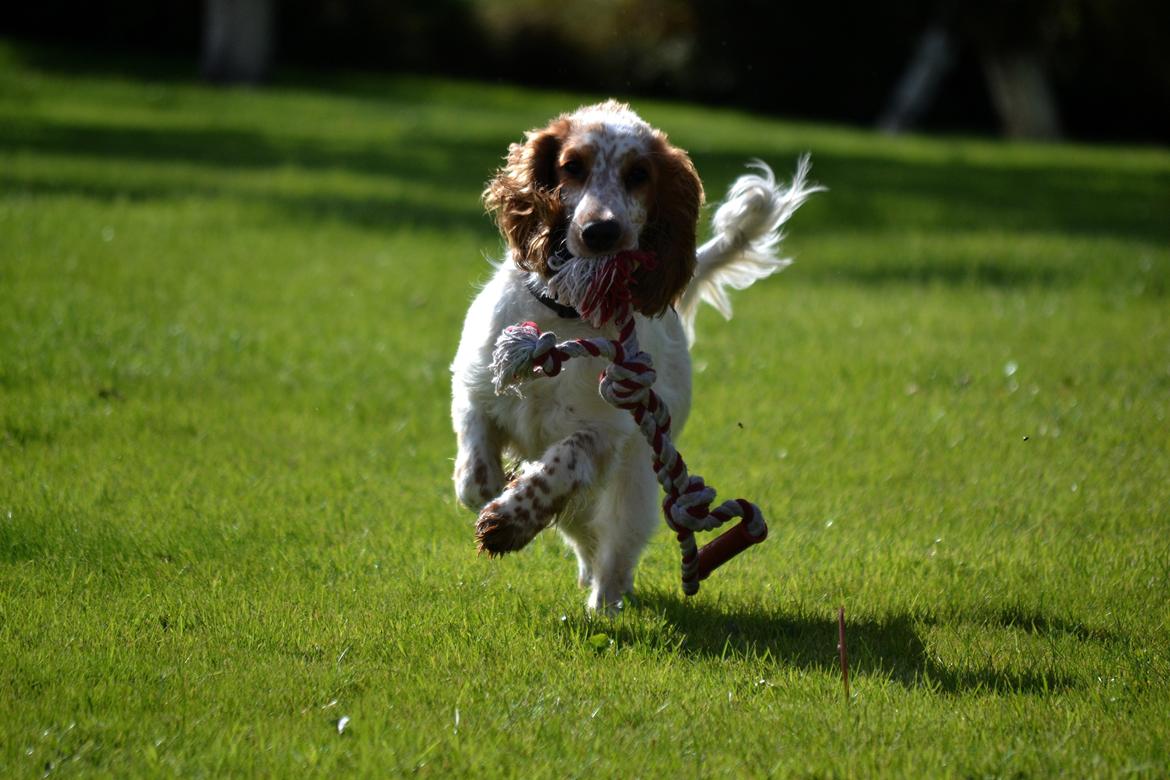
[483,100,704,318]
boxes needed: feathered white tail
[677,156,823,344]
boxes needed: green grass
[2,41,1169,776]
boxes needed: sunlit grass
[2,41,1169,776]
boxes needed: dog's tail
[677,156,823,344]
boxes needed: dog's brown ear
[483,119,569,274]
[635,134,704,317]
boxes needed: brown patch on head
[634,133,704,317]
[484,118,572,274]
[554,138,596,191]
[620,154,653,197]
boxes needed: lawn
[2,42,1169,776]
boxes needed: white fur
[561,120,653,259]
[678,156,825,344]
[451,107,817,612]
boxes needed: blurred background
[3,0,1168,144]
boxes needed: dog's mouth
[549,225,635,270]
[543,249,657,329]
[557,219,640,265]
[539,221,660,328]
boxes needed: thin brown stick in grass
[837,605,850,701]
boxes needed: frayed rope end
[490,321,565,395]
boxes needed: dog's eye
[561,159,585,180]
[625,164,650,189]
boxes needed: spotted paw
[474,485,557,555]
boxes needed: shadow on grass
[5,174,495,236]
[4,104,1168,286]
[6,35,1169,249]
[2,116,501,191]
[789,256,1075,290]
[976,601,1119,644]
[692,148,1170,247]
[0,115,502,234]
[597,592,1093,695]
[11,114,1166,236]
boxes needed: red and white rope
[491,251,768,595]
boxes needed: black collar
[525,276,579,319]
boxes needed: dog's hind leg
[555,505,596,589]
[585,438,659,613]
[476,429,606,556]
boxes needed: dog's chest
[488,353,623,459]
[460,265,693,460]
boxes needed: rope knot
[529,330,563,376]
[599,349,655,409]
[668,476,717,531]
[490,321,553,394]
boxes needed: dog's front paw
[474,482,556,556]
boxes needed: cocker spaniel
[451,100,819,611]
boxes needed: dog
[451,100,819,611]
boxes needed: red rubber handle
[694,517,768,582]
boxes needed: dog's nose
[581,219,622,253]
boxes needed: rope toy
[490,250,767,596]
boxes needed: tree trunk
[982,50,1062,140]
[201,0,274,85]
[877,25,957,134]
